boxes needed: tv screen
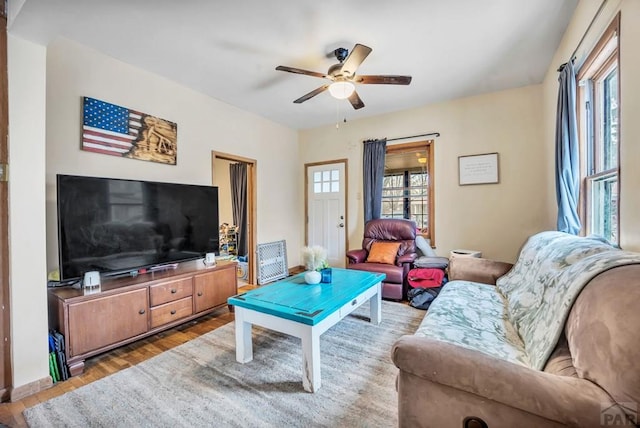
[57,174,220,281]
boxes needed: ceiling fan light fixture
[328,81,355,99]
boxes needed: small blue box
[320,268,332,283]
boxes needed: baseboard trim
[289,265,305,275]
[10,376,53,402]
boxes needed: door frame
[304,159,348,256]
[0,0,13,401]
[211,151,257,285]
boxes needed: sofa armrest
[448,257,513,285]
[397,252,417,266]
[346,249,367,264]
[391,335,623,427]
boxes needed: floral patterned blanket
[414,231,640,370]
[496,231,640,369]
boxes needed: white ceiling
[8,0,578,130]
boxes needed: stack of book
[48,330,69,383]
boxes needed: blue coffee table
[228,268,384,392]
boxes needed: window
[577,14,620,245]
[382,141,434,243]
[312,169,339,193]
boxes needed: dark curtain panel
[555,61,581,235]
[230,162,248,257]
[363,139,387,223]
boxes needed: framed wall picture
[81,96,178,165]
[458,152,499,185]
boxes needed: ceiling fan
[275,44,412,110]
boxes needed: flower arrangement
[301,245,329,271]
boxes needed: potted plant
[301,246,328,284]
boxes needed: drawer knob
[197,292,203,297]
[170,309,177,315]
[351,299,357,306]
[139,309,146,315]
[170,288,177,294]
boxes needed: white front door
[306,162,346,268]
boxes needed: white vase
[304,270,322,284]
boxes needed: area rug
[24,301,424,427]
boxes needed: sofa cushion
[448,256,512,285]
[414,280,530,366]
[566,265,640,424]
[366,241,400,264]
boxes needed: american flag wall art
[81,97,178,165]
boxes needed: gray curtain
[363,139,387,223]
[230,162,247,257]
[555,61,581,235]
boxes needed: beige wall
[45,37,303,273]
[213,158,234,226]
[541,0,640,251]
[300,84,549,263]
[5,35,302,391]
[7,35,49,389]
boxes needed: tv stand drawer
[149,278,193,306]
[150,296,193,329]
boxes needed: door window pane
[313,168,340,193]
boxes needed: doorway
[305,160,348,268]
[211,151,257,285]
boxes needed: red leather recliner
[346,218,417,300]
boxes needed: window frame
[577,13,621,245]
[383,141,435,245]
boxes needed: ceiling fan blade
[275,65,327,79]
[293,85,330,104]
[354,75,412,85]
[340,44,372,77]
[348,90,365,110]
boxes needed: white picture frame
[458,152,499,185]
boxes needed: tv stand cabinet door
[67,288,149,357]
[194,266,237,313]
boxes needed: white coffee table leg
[301,327,321,392]
[235,307,253,363]
[369,281,382,324]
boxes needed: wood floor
[0,284,256,428]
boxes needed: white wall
[541,0,640,251]
[300,84,548,263]
[45,37,302,271]
[7,35,49,389]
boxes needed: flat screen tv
[57,174,220,282]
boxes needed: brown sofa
[392,232,640,428]
[346,218,417,300]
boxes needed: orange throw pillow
[366,242,401,265]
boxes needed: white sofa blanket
[415,231,640,370]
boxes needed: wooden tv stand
[47,260,237,377]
